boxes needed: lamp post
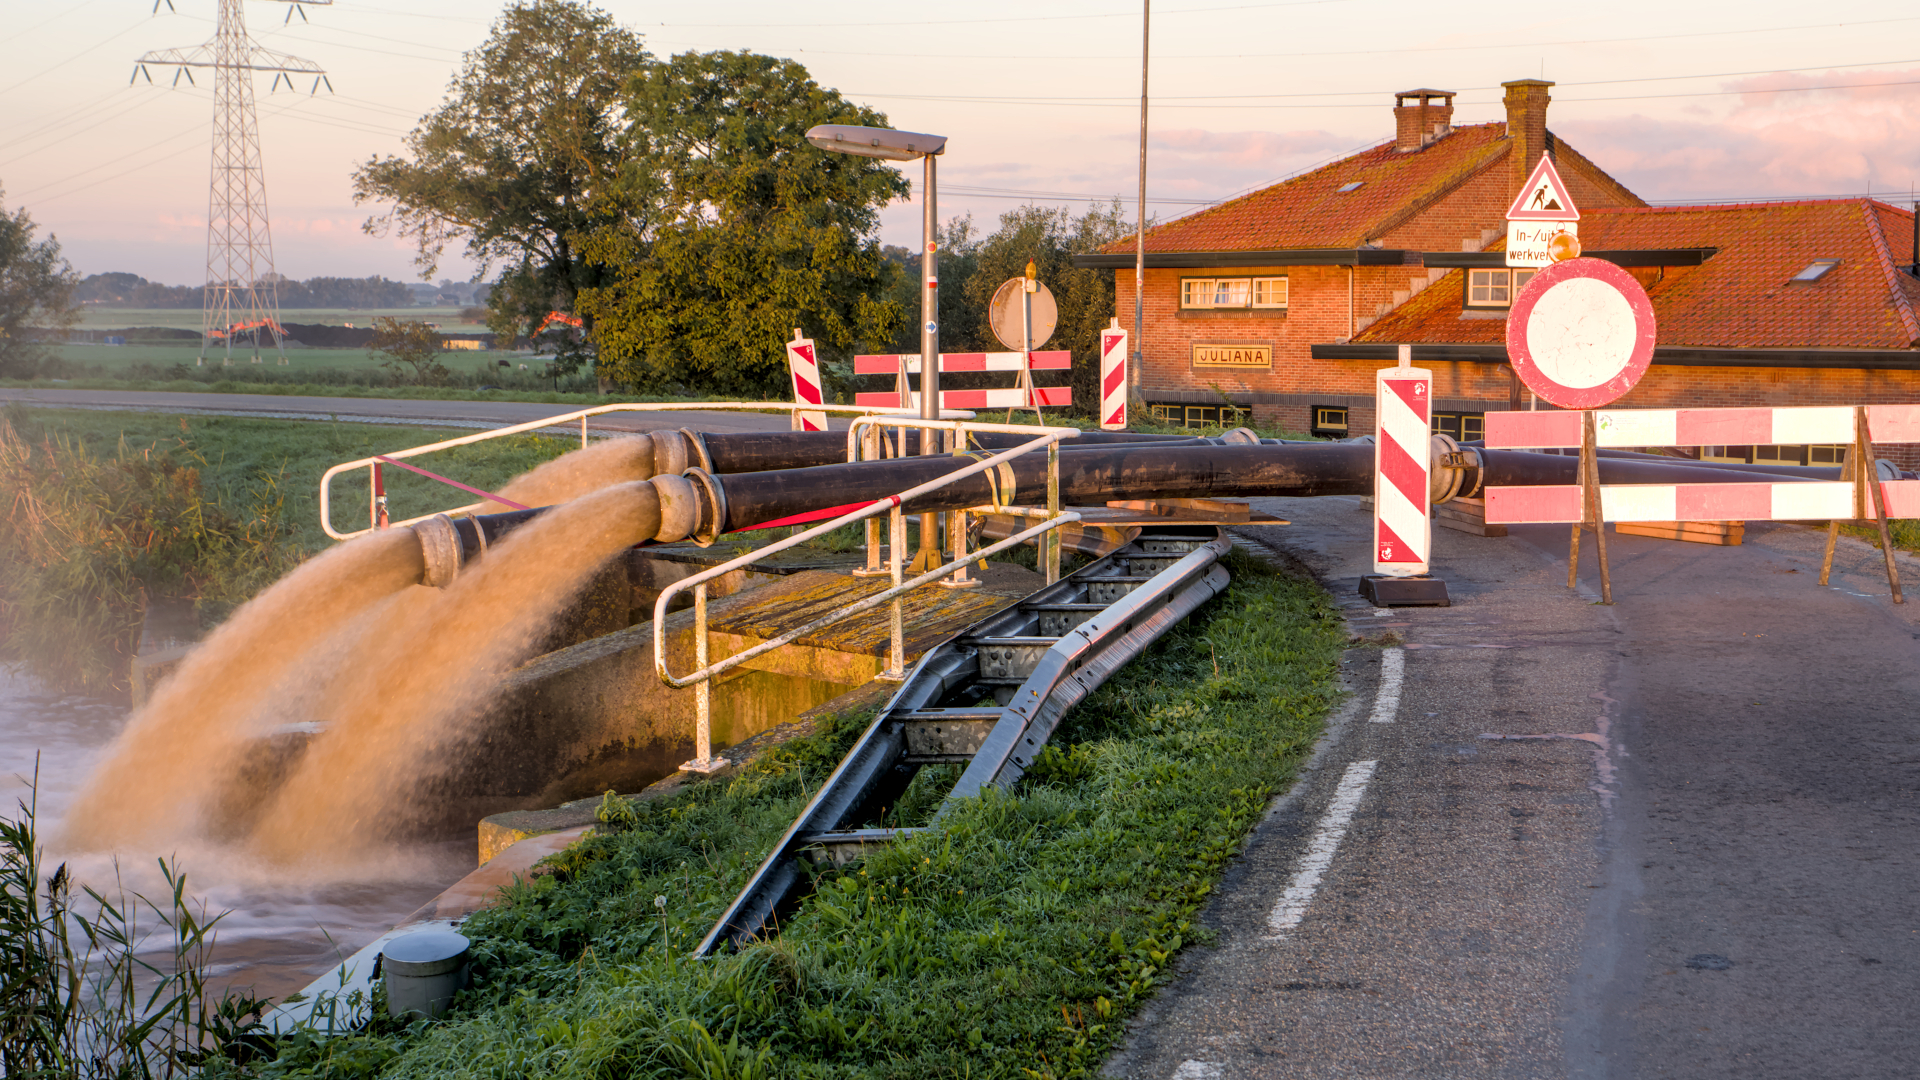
[806,123,949,572]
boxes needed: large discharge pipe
[416,440,1880,580]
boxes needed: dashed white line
[1265,759,1378,939]
[1368,647,1404,724]
[1171,1061,1224,1079]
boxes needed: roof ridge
[1858,199,1920,344]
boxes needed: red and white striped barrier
[852,351,1071,374]
[1374,365,1433,575]
[1099,324,1128,431]
[1482,403,1920,525]
[785,334,827,432]
[1485,404,1920,450]
[852,350,1072,411]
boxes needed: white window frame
[1252,276,1288,309]
[1465,268,1536,308]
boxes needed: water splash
[60,529,425,851]
[478,435,654,514]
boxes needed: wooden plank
[1614,520,1744,546]
[1106,498,1252,523]
[1433,497,1507,537]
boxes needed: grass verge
[249,548,1344,1079]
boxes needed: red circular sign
[1505,257,1656,410]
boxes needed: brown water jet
[61,528,427,852]
[478,435,659,514]
[246,480,667,863]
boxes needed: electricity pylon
[134,1,332,365]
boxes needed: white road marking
[1368,647,1404,724]
[1265,760,1379,939]
[1171,1061,1224,1079]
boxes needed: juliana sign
[1191,342,1272,369]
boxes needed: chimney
[1393,89,1456,152]
[1503,79,1555,199]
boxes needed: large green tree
[350,0,648,362]
[577,50,908,397]
[0,190,79,380]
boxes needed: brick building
[1079,80,1920,464]
[1074,79,1644,431]
[1323,198,1920,467]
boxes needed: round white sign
[1505,257,1656,410]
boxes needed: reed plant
[0,769,271,1078]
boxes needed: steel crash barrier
[1480,403,1920,602]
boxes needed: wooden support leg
[1567,446,1583,591]
[1818,441,1855,586]
[1858,406,1904,604]
[1584,412,1613,604]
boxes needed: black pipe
[685,427,1225,474]
[452,441,1843,556]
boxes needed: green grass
[73,306,485,332]
[2,406,577,554]
[245,549,1345,1079]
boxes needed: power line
[652,0,1351,31]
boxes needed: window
[1707,444,1847,466]
[1430,412,1484,442]
[1180,276,1287,310]
[1150,403,1246,429]
[1754,444,1805,467]
[1465,268,1537,308]
[1336,181,1365,193]
[1312,405,1349,438]
[1700,445,1752,464]
[1791,259,1840,283]
[1808,444,1847,465]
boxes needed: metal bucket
[381,928,471,1020]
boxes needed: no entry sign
[1505,257,1656,410]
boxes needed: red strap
[373,455,531,511]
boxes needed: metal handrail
[653,422,1082,772]
[318,401,973,541]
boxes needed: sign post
[1099,318,1128,430]
[785,330,827,432]
[1505,251,1659,605]
[1364,345,1448,607]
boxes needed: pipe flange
[679,428,716,474]
[653,432,689,478]
[1219,426,1261,445]
[682,468,728,547]
[1428,433,1465,505]
[651,474,699,543]
[414,514,463,589]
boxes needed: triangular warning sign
[1506,153,1580,221]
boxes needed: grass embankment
[0,406,575,694]
[253,549,1344,1080]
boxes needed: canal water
[0,668,468,1003]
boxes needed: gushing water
[480,435,655,514]
[60,529,426,851]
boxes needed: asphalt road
[1108,498,1920,1079]
[0,387,809,434]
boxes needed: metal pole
[581,415,588,449]
[694,583,711,764]
[886,501,907,678]
[915,150,943,572]
[1131,0,1149,400]
[1046,441,1062,584]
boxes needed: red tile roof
[1355,200,1920,350]
[1105,123,1511,253]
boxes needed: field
[49,342,532,378]
[72,306,487,333]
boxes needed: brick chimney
[1502,79,1555,198]
[1393,89,1456,152]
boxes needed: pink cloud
[1555,67,1920,201]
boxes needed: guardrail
[317,402,962,541]
[653,419,1083,773]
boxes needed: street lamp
[807,123,949,572]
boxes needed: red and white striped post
[1366,345,1447,606]
[1099,318,1128,430]
[786,330,828,432]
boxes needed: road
[0,387,809,434]
[1108,498,1920,1079]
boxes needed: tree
[576,50,910,397]
[0,192,79,379]
[368,316,448,385]
[351,1,649,367]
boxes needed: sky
[3,0,1919,286]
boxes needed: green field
[50,342,531,377]
[73,306,487,333]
